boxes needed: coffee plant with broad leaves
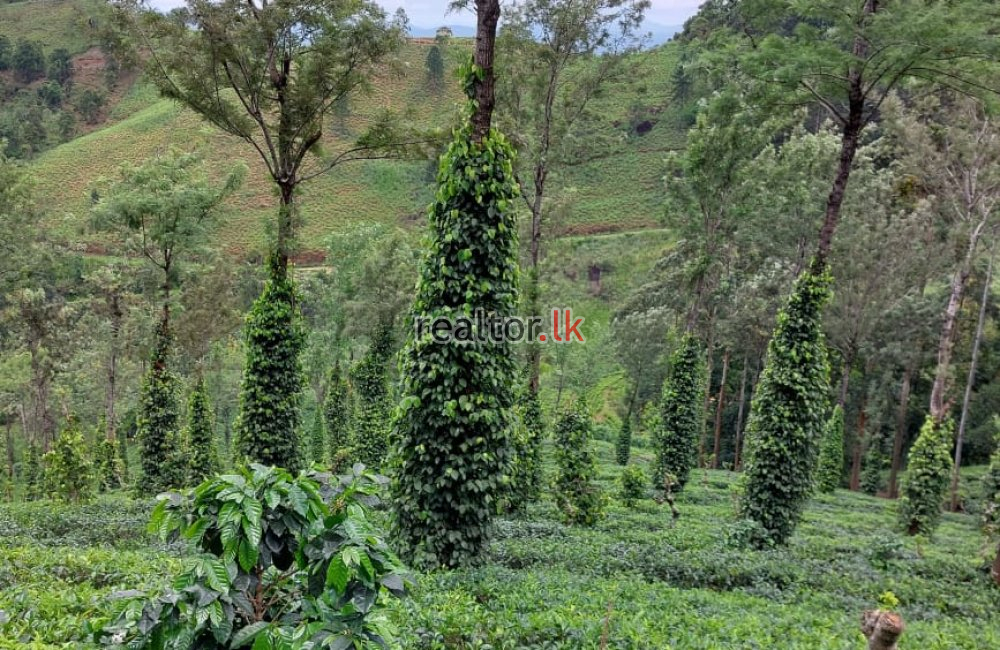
[96,464,410,649]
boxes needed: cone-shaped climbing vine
[391,62,520,569]
[553,397,604,526]
[654,334,705,492]
[815,405,845,493]
[351,321,393,468]
[137,321,184,495]
[324,362,350,455]
[900,415,953,536]
[187,376,219,484]
[234,257,306,472]
[616,416,632,466]
[741,268,831,546]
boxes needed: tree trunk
[733,355,750,471]
[861,610,905,650]
[711,349,729,468]
[950,239,996,511]
[4,418,14,481]
[698,317,716,466]
[850,397,868,491]
[274,183,295,273]
[106,291,122,442]
[810,0,876,273]
[471,0,500,141]
[888,362,914,499]
[993,541,1000,586]
[930,222,985,423]
[837,348,854,407]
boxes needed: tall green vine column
[351,322,394,468]
[899,416,953,536]
[815,405,845,493]
[741,268,832,546]
[654,333,704,492]
[137,321,183,495]
[391,65,520,569]
[234,256,306,472]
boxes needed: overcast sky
[148,1,702,27]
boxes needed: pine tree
[654,334,704,491]
[392,47,520,568]
[900,416,954,537]
[350,322,393,468]
[741,269,831,546]
[616,416,633,466]
[553,398,604,526]
[137,322,184,495]
[324,362,350,455]
[815,406,845,493]
[234,257,306,471]
[187,376,219,484]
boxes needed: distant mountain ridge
[408,21,682,46]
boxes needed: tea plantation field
[2,438,997,649]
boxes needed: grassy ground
[0,0,103,55]
[2,440,996,648]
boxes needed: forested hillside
[2,0,1000,648]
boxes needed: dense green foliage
[136,324,184,496]
[95,437,124,492]
[324,363,350,456]
[234,259,306,472]
[654,334,704,491]
[815,405,844,493]
[861,436,888,497]
[900,416,954,537]
[616,415,632,466]
[309,405,326,464]
[741,269,831,546]
[392,96,521,568]
[351,323,393,469]
[510,386,544,506]
[99,464,409,648]
[185,377,219,484]
[619,464,646,507]
[42,418,94,503]
[553,399,604,526]
[985,431,1000,534]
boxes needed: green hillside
[0,0,103,55]
[30,38,683,259]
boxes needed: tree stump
[861,610,905,650]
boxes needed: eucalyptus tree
[113,0,408,468]
[496,0,647,395]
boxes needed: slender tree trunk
[4,418,14,481]
[993,541,1000,586]
[106,292,122,442]
[930,223,985,423]
[471,0,500,141]
[733,355,749,471]
[837,348,854,407]
[698,316,716,466]
[850,397,868,491]
[950,239,996,511]
[275,183,295,274]
[711,349,729,468]
[810,0,875,273]
[888,361,914,499]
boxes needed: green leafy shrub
[98,464,409,648]
[553,399,604,526]
[861,435,887,496]
[741,269,831,546]
[815,405,844,493]
[511,385,544,506]
[351,322,393,468]
[392,83,520,568]
[616,416,632,466]
[42,418,94,504]
[324,362,350,456]
[309,406,326,464]
[95,437,124,492]
[234,257,306,472]
[654,333,704,491]
[136,322,185,495]
[186,376,219,484]
[619,464,647,507]
[983,431,1000,534]
[900,416,954,536]
[22,443,43,500]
